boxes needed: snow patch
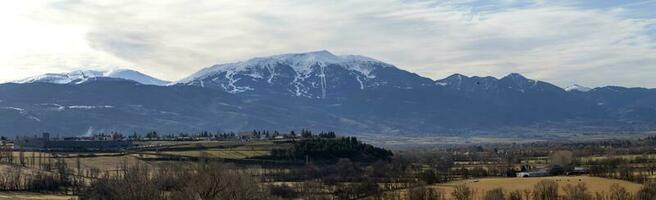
[356,75,365,90]
[67,105,114,109]
[14,69,169,86]
[565,84,592,92]
[0,107,41,122]
[176,50,392,85]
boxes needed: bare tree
[407,185,444,200]
[635,182,656,200]
[608,184,632,200]
[169,163,273,200]
[452,184,473,200]
[550,150,574,167]
[533,180,558,200]
[508,190,522,200]
[484,188,505,200]
[562,183,592,200]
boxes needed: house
[567,167,590,175]
[517,169,550,177]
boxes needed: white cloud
[0,0,655,88]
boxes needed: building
[15,133,132,152]
[567,167,590,175]
[517,169,550,177]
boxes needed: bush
[484,188,505,200]
[608,184,632,200]
[269,184,300,199]
[507,190,522,200]
[561,183,592,200]
[452,184,473,200]
[532,180,558,200]
[79,163,275,200]
[407,185,444,200]
[636,182,656,200]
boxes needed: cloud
[0,0,655,88]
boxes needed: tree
[484,188,505,200]
[301,129,312,138]
[145,131,158,139]
[561,183,592,200]
[532,180,558,200]
[420,169,441,184]
[319,132,336,138]
[636,182,656,200]
[452,184,473,200]
[608,184,632,200]
[550,150,574,168]
[507,190,522,200]
[408,185,444,200]
[81,163,274,200]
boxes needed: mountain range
[1,50,655,137]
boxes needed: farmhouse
[517,169,549,177]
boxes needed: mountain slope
[176,50,432,98]
[15,69,170,86]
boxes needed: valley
[2,131,656,199]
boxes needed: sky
[1,0,655,88]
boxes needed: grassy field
[433,176,643,199]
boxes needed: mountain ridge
[1,51,655,136]
[9,51,653,91]
[13,69,170,86]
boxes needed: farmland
[2,132,656,199]
[434,176,643,199]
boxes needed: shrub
[561,183,592,200]
[484,188,505,200]
[452,184,473,200]
[532,180,558,200]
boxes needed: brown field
[434,176,643,199]
[62,154,143,171]
[0,192,75,200]
[157,150,270,159]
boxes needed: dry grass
[62,155,143,171]
[0,192,75,200]
[434,176,643,199]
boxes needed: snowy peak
[104,69,170,86]
[16,70,103,84]
[176,50,392,84]
[435,73,565,93]
[435,74,468,86]
[565,84,592,92]
[174,50,407,98]
[15,69,169,86]
[501,73,529,82]
[500,73,538,85]
[270,50,341,64]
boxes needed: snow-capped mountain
[176,50,430,98]
[104,69,170,86]
[1,50,655,136]
[15,69,169,86]
[435,73,564,94]
[565,84,592,92]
